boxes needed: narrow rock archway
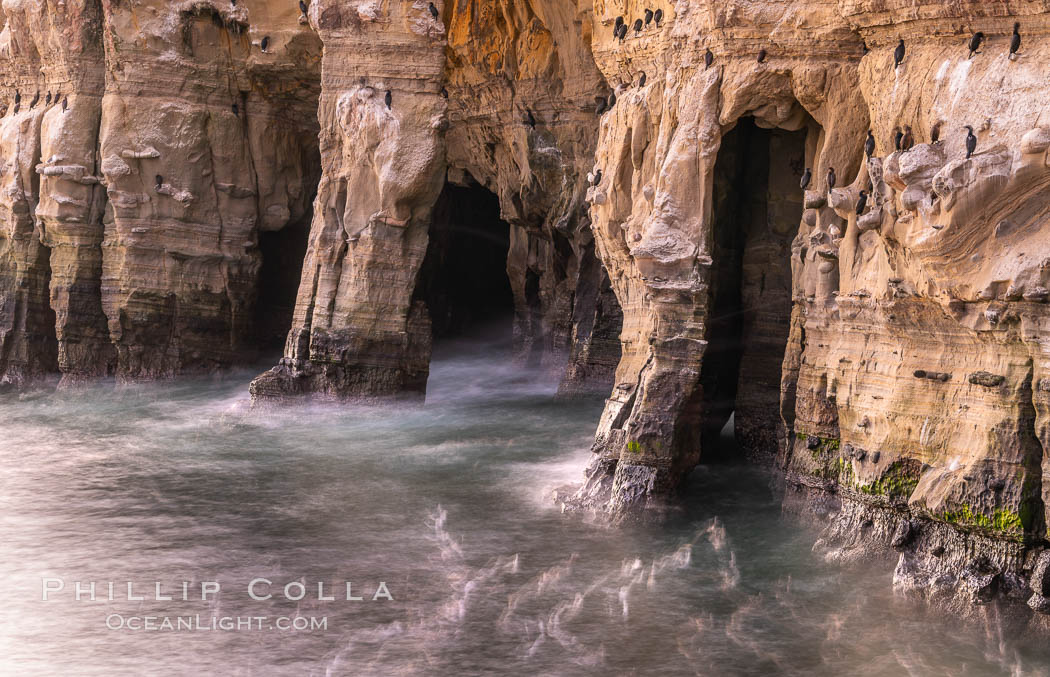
[701,118,805,463]
[417,181,515,348]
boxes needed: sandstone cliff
[5,0,1050,620]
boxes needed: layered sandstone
[0,0,321,387]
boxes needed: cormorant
[608,91,617,108]
[596,98,606,116]
[757,49,767,63]
[634,19,643,34]
[261,36,270,51]
[62,96,67,112]
[902,125,914,151]
[639,72,646,87]
[14,91,20,105]
[29,91,38,108]
[644,9,654,26]
[894,39,905,68]
[618,24,628,41]
[385,90,392,109]
[968,32,984,58]
[893,127,903,151]
[45,91,51,106]
[827,167,836,191]
[654,9,663,26]
[526,109,536,128]
[300,0,308,15]
[428,3,439,19]
[155,175,163,189]
[1011,23,1021,58]
[856,190,868,215]
[593,169,602,185]
[704,49,714,69]
[865,130,875,158]
[931,121,942,144]
[440,87,449,99]
[232,102,239,116]
[800,168,812,190]
[614,16,623,37]
[965,125,977,158]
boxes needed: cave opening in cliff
[418,180,515,351]
[251,130,322,353]
[700,117,805,464]
[254,218,312,352]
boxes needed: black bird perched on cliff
[894,39,905,68]
[965,125,977,158]
[29,91,38,108]
[385,90,392,109]
[704,49,714,69]
[931,121,942,144]
[893,127,903,151]
[62,96,68,112]
[155,174,163,189]
[654,9,663,26]
[14,90,20,106]
[617,24,628,41]
[901,125,914,151]
[856,190,869,215]
[634,19,643,34]
[613,16,623,37]
[526,109,536,128]
[644,8,654,26]
[865,130,875,158]
[593,169,602,185]
[428,2,439,19]
[827,167,836,191]
[440,87,449,99]
[852,189,869,214]
[595,97,606,116]
[967,32,984,59]
[800,167,812,190]
[638,72,647,87]
[607,91,617,109]
[260,35,270,51]
[757,49,767,63]
[1011,23,1022,59]
[45,91,51,106]
[300,0,308,15]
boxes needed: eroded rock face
[567,0,1050,618]
[249,0,622,400]
[0,0,321,386]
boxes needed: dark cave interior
[700,116,805,463]
[418,181,516,348]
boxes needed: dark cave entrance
[417,180,515,350]
[254,216,312,352]
[700,117,805,463]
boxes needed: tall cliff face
[572,0,1050,615]
[5,0,1050,618]
[248,0,622,400]
[0,0,321,386]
